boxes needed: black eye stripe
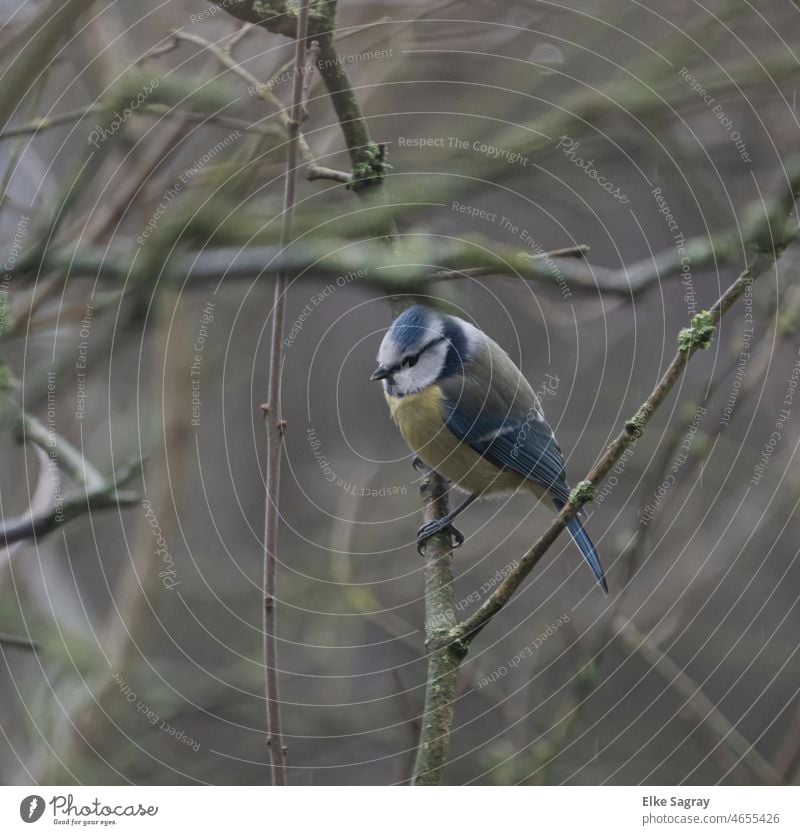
[399,336,445,369]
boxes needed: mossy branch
[216,0,386,189]
[411,472,465,785]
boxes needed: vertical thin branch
[300,39,320,120]
[261,0,310,788]
[411,474,465,785]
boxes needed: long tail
[564,513,607,592]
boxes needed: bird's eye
[402,355,418,369]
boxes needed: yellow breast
[384,386,528,495]
[385,385,445,450]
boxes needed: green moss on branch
[678,310,716,352]
[569,480,595,505]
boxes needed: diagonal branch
[0,483,140,548]
[0,460,142,549]
[455,159,800,646]
[614,618,783,785]
[15,411,106,491]
[0,364,143,550]
[0,632,39,651]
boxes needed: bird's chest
[385,386,448,456]
[384,385,520,494]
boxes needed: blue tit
[370,304,607,592]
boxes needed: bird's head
[371,305,480,396]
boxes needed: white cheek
[393,367,413,391]
[415,354,442,386]
[403,345,447,392]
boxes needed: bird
[370,304,607,592]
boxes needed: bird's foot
[411,455,429,473]
[416,519,464,555]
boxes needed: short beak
[370,365,390,381]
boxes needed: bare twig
[0,362,107,491]
[0,365,143,549]
[0,448,52,567]
[0,237,663,294]
[172,28,350,184]
[533,310,780,780]
[217,2,454,787]
[218,0,387,190]
[223,22,255,54]
[0,484,139,548]
[135,35,181,64]
[0,103,273,141]
[0,105,102,139]
[0,632,39,652]
[259,0,311,788]
[429,244,589,281]
[74,35,245,250]
[15,412,105,491]
[0,456,142,549]
[300,39,320,120]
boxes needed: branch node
[346,142,388,192]
[625,407,651,437]
[445,632,469,660]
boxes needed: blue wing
[438,338,607,591]
[442,392,572,506]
